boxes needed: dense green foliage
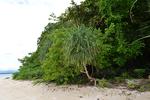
[13,0,150,85]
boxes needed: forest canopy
[13,0,150,85]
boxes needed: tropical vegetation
[13,0,150,86]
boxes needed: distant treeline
[13,0,150,85]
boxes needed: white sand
[0,78,150,100]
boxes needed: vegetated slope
[13,0,150,85]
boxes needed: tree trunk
[83,65,97,86]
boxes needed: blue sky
[0,0,83,70]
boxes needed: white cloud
[0,0,83,70]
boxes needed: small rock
[148,75,150,79]
[5,77,10,79]
[79,96,83,98]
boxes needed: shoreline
[0,78,150,100]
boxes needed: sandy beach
[0,78,150,100]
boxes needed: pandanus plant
[64,25,99,85]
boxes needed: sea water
[0,74,12,78]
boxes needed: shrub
[126,80,139,89]
[134,69,146,78]
[97,79,110,88]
